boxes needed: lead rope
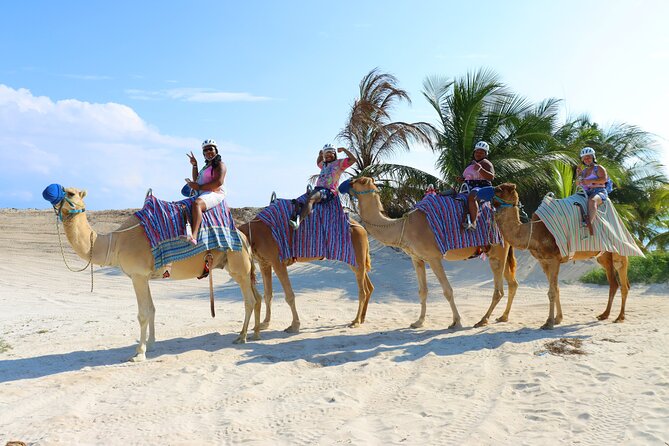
[205,252,215,318]
[54,214,94,292]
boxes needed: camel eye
[67,192,75,197]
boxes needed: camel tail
[507,245,516,277]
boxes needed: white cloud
[125,87,272,102]
[0,84,198,209]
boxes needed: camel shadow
[236,321,593,367]
[0,321,593,383]
[0,331,240,383]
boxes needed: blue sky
[1,1,667,210]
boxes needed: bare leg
[190,199,207,242]
[299,191,323,220]
[586,195,602,236]
[468,192,479,228]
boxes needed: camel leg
[612,255,630,323]
[428,259,461,329]
[595,253,618,320]
[348,264,368,328]
[410,258,428,328]
[130,275,155,362]
[258,262,273,330]
[497,248,519,323]
[226,250,261,343]
[272,262,301,333]
[475,245,506,327]
[538,259,561,329]
[360,272,375,323]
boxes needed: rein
[492,194,535,250]
[52,202,94,292]
[349,186,409,247]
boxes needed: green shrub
[580,251,669,284]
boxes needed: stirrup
[306,184,313,195]
[270,191,277,204]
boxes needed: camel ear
[80,190,87,199]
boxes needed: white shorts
[196,190,225,210]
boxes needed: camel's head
[42,183,87,219]
[339,177,378,198]
[493,183,519,209]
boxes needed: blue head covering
[338,179,352,196]
[42,183,65,206]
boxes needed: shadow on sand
[0,320,597,383]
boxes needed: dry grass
[544,338,586,356]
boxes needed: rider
[183,139,227,244]
[455,141,496,231]
[575,146,610,236]
[289,143,356,229]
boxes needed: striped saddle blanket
[414,193,503,255]
[534,192,643,258]
[134,193,242,269]
[256,193,356,266]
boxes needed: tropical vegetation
[338,67,669,251]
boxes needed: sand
[0,209,667,445]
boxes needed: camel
[492,183,630,329]
[238,217,373,333]
[347,177,518,329]
[49,186,261,362]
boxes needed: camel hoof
[613,317,625,323]
[448,321,463,330]
[474,319,488,328]
[554,317,563,325]
[259,321,270,330]
[129,353,146,362]
[252,333,261,340]
[233,336,247,344]
[410,321,424,329]
[284,324,300,334]
[348,321,361,328]
[540,322,554,330]
[596,313,609,321]
[496,315,509,323]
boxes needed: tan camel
[53,187,261,362]
[348,177,518,328]
[493,183,630,329]
[238,218,373,332]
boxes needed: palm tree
[422,68,572,211]
[337,68,437,215]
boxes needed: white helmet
[474,141,490,154]
[322,143,336,154]
[580,146,596,159]
[202,139,217,149]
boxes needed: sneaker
[289,215,301,229]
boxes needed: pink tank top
[463,163,485,181]
[197,165,223,193]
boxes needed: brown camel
[493,183,630,329]
[348,177,518,328]
[52,186,261,361]
[238,218,373,332]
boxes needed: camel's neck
[495,206,535,250]
[61,213,108,265]
[356,194,406,247]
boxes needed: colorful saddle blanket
[135,193,242,269]
[256,193,356,266]
[534,192,643,258]
[414,193,503,255]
